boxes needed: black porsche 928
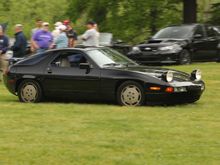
[3,47,205,106]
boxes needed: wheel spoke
[121,85,142,106]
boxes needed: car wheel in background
[117,81,145,106]
[18,80,43,103]
[179,49,191,65]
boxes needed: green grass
[0,62,220,165]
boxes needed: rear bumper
[3,74,17,95]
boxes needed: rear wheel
[18,80,43,103]
[117,81,145,106]
[179,49,191,65]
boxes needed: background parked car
[128,24,220,65]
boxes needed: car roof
[46,47,104,53]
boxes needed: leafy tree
[208,2,220,25]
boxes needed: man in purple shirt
[32,22,53,54]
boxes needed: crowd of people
[0,19,100,78]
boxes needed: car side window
[194,26,205,38]
[51,52,88,68]
[206,26,217,37]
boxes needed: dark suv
[128,24,220,64]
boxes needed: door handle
[47,67,52,74]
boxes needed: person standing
[32,22,53,54]
[31,19,43,53]
[63,20,78,47]
[54,25,68,49]
[82,21,99,47]
[11,24,27,58]
[52,22,62,41]
[0,26,9,75]
[31,19,43,35]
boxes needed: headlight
[162,71,174,82]
[191,69,202,81]
[132,46,140,52]
[158,44,182,51]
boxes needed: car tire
[18,79,43,103]
[179,49,191,65]
[117,81,145,106]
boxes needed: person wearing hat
[63,20,78,47]
[52,22,63,41]
[32,22,53,54]
[0,25,9,79]
[11,24,27,58]
[82,21,99,47]
[54,25,68,49]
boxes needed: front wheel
[18,80,43,103]
[179,49,191,65]
[117,81,145,106]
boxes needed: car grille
[173,72,191,82]
[140,47,158,52]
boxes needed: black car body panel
[128,24,220,64]
[3,47,205,105]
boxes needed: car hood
[113,65,191,82]
[137,38,189,48]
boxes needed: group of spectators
[0,19,100,77]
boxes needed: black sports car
[128,24,220,65]
[3,47,205,106]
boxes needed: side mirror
[193,34,203,39]
[79,63,90,70]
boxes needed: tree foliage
[208,2,220,25]
[0,0,219,43]
[67,0,182,43]
[0,0,68,38]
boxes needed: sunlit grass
[0,62,219,165]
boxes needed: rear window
[16,52,49,65]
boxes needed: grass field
[0,62,220,165]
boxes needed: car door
[192,25,209,61]
[43,50,101,99]
[203,25,219,60]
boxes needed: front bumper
[145,82,205,105]
[127,51,181,64]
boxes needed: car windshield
[86,48,137,68]
[152,26,194,39]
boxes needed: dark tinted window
[51,51,87,68]
[153,26,194,39]
[194,25,205,37]
[206,26,217,37]
[17,52,49,65]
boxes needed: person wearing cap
[52,22,62,41]
[0,26,9,78]
[63,20,77,47]
[11,24,27,58]
[82,21,99,47]
[54,25,68,49]
[32,22,53,54]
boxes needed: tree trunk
[150,4,158,35]
[183,0,197,23]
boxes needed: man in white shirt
[82,21,99,47]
